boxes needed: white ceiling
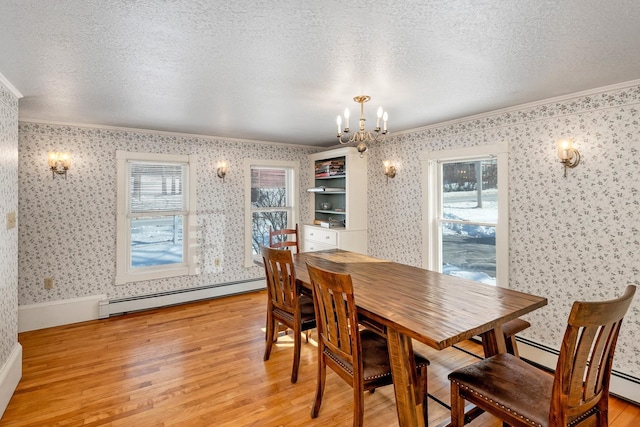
[1,0,640,146]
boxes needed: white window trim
[244,158,299,268]
[420,142,509,287]
[115,150,198,285]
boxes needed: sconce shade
[556,138,580,177]
[383,160,396,182]
[48,152,71,179]
[556,139,572,160]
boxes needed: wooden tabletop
[294,249,548,351]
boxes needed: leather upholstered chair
[306,262,430,427]
[269,224,300,254]
[261,245,316,383]
[449,285,636,427]
[501,318,531,357]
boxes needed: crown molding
[394,79,640,137]
[0,72,23,99]
[18,118,319,150]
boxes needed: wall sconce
[216,161,227,182]
[383,160,396,183]
[48,152,71,179]
[556,139,581,177]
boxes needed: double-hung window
[422,143,509,287]
[244,159,298,267]
[116,151,197,284]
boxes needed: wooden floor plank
[2,290,637,426]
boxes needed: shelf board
[314,175,346,180]
[315,210,346,214]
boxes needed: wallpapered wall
[18,124,318,302]
[0,81,19,368]
[367,83,640,377]
[16,83,640,379]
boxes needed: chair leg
[597,396,609,426]
[353,384,364,427]
[450,381,466,427]
[291,325,301,383]
[505,336,519,357]
[310,355,326,419]
[264,315,275,361]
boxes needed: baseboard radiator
[99,278,266,318]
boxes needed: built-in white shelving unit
[303,147,367,254]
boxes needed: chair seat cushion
[272,294,316,330]
[449,353,553,427]
[326,329,429,384]
[299,294,316,317]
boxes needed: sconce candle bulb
[383,160,396,183]
[556,138,581,177]
[217,161,228,182]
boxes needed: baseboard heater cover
[100,278,266,318]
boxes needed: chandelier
[336,95,388,156]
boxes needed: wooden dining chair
[448,285,636,427]
[261,246,316,383]
[269,224,300,254]
[306,262,430,427]
[501,318,531,357]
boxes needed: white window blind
[116,151,198,285]
[127,162,187,215]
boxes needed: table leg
[480,325,508,357]
[387,328,426,427]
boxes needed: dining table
[292,249,547,427]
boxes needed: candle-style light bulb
[376,106,383,128]
[60,152,71,168]
[48,152,58,168]
[344,108,350,130]
[336,115,342,134]
[557,139,571,160]
[383,111,388,131]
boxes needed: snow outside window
[421,143,509,287]
[116,151,198,284]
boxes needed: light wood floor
[3,291,639,426]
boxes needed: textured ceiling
[1,0,640,146]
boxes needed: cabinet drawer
[303,241,336,252]
[304,227,338,246]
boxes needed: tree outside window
[244,161,298,266]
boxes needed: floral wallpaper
[18,124,319,303]
[368,83,640,377]
[0,80,19,367]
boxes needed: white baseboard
[18,294,107,332]
[0,343,22,418]
[518,339,640,405]
[101,279,266,317]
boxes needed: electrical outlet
[214,258,221,267]
[6,211,16,230]
[44,277,54,290]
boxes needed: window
[116,151,197,284]
[421,143,509,287]
[244,159,298,267]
